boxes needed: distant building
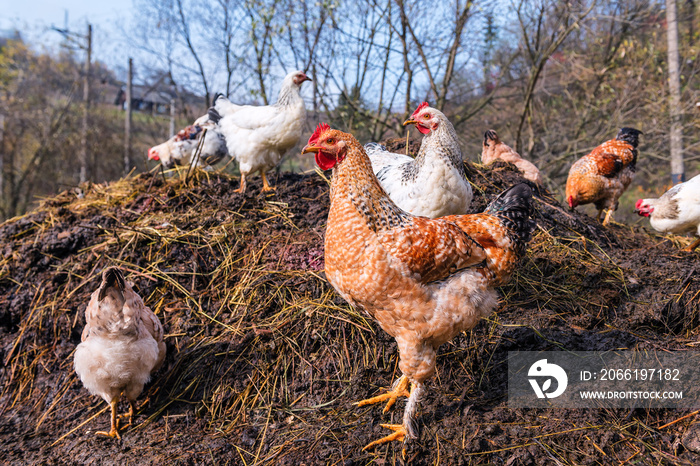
[111,73,204,117]
[115,84,175,115]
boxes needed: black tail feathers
[206,93,226,124]
[616,127,643,148]
[486,183,536,254]
[483,129,499,147]
[208,107,222,124]
[98,267,126,302]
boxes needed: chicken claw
[233,174,247,193]
[362,423,407,451]
[96,400,121,440]
[261,171,276,192]
[118,400,137,428]
[601,209,614,226]
[356,375,410,413]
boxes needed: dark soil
[1,160,699,465]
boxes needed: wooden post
[666,0,684,184]
[80,24,92,183]
[124,58,133,175]
[169,97,176,137]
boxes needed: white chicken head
[288,70,312,87]
[148,125,203,168]
[635,199,654,217]
[148,141,172,166]
[403,102,444,135]
[302,123,348,170]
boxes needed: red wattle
[315,151,336,170]
[416,124,430,135]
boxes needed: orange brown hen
[565,127,643,225]
[303,124,535,451]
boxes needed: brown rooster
[74,267,166,439]
[481,129,543,185]
[302,124,535,450]
[565,127,643,225]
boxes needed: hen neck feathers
[331,143,412,233]
[404,121,464,180]
[275,83,303,108]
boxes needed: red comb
[309,122,331,145]
[412,101,429,117]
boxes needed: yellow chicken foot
[356,375,410,413]
[261,171,276,192]
[118,400,137,428]
[234,174,247,193]
[684,237,700,252]
[96,399,121,440]
[362,424,407,451]
[362,382,423,451]
[601,209,614,226]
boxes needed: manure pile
[1,164,699,465]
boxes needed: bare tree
[513,0,595,154]
[666,0,684,183]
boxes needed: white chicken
[74,267,166,439]
[635,174,700,251]
[364,103,472,218]
[207,70,311,192]
[148,118,228,169]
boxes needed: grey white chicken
[364,103,472,218]
[148,118,228,169]
[636,174,700,251]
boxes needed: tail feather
[486,183,536,255]
[364,142,387,154]
[616,127,643,148]
[98,267,126,303]
[483,129,500,147]
[208,107,222,124]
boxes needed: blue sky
[2,0,133,75]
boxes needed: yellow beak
[403,119,417,126]
[302,144,320,154]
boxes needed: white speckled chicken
[363,103,472,218]
[207,70,311,192]
[302,124,535,451]
[636,174,700,251]
[566,127,643,225]
[74,267,166,439]
[148,118,228,169]
[481,129,543,185]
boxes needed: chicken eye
[326,138,335,144]
[423,113,430,119]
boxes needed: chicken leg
[96,398,121,440]
[356,375,410,413]
[261,171,276,192]
[118,399,137,428]
[601,209,614,226]
[234,174,247,193]
[362,382,423,451]
[684,237,700,252]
